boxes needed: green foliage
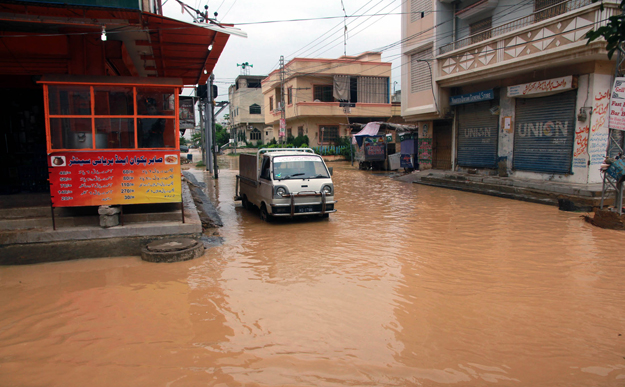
[292,135,310,148]
[191,132,202,147]
[179,136,188,146]
[256,140,263,148]
[215,123,229,148]
[269,138,277,145]
[286,134,295,144]
[586,0,625,59]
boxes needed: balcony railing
[439,0,593,55]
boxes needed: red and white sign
[609,77,625,131]
[48,150,181,207]
[508,76,575,97]
[279,118,286,137]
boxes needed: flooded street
[1,158,625,386]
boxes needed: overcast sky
[163,0,403,101]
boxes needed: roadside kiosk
[40,75,184,228]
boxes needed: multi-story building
[262,52,392,146]
[228,75,267,145]
[401,0,620,184]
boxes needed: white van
[235,148,336,221]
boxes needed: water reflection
[0,159,624,386]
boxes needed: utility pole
[279,55,286,143]
[210,74,218,178]
[205,76,213,173]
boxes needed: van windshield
[273,155,330,180]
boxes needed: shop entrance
[432,121,452,169]
[0,86,49,196]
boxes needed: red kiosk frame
[40,75,185,228]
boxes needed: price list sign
[48,151,181,207]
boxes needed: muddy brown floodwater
[1,157,625,386]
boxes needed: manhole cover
[146,238,198,253]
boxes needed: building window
[269,96,273,112]
[298,126,304,137]
[287,128,292,138]
[410,48,433,93]
[288,86,293,105]
[249,103,261,114]
[411,0,431,22]
[247,80,261,88]
[313,85,334,102]
[534,0,567,22]
[250,128,261,140]
[470,17,492,44]
[357,76,389,103]
[320,125,339,144]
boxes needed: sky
[162,0,403,103]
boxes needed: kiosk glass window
[48,86,91,116]
[49,118,93,149]
[136,87,176,149]
[94,86,134,115]
[95,118,135,149]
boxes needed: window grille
[320,126,339,144]
[249,104,261,114]
[313,85,334,102]
[534,0,567,21]
[470,17,492,44]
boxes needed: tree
[586,0,625,59]
[215,123,230,148]
[191,131,202,147]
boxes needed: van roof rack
[257,148,316,157]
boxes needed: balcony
[436,0,619,84]
[294,102,391,119]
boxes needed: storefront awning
[0,2,245,85]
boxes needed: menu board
[48,150,181,207]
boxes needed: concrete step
[0,206,50,219]
[0,211,183,231]
[417,175,609,209]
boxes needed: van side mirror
[328,167,333,176]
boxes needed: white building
[401,0,621,184]
[228,75,268,145]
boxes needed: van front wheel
[260,203,272,222]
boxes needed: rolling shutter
[513,90,577,173]
[457,100,499,168]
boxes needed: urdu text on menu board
[48,151,181,207]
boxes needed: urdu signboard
[508,76,575,97]
[49,151,181,207]
[609,77,625,131]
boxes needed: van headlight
[275,186,288,198]
[322,185,333,195]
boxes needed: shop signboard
[450,90,494,106]
[400,154,413,169]
[48,150,181,207]
[508,76,575,97]
[363,136,385,161]
[609,77,625,131]
[179,96,195,130]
